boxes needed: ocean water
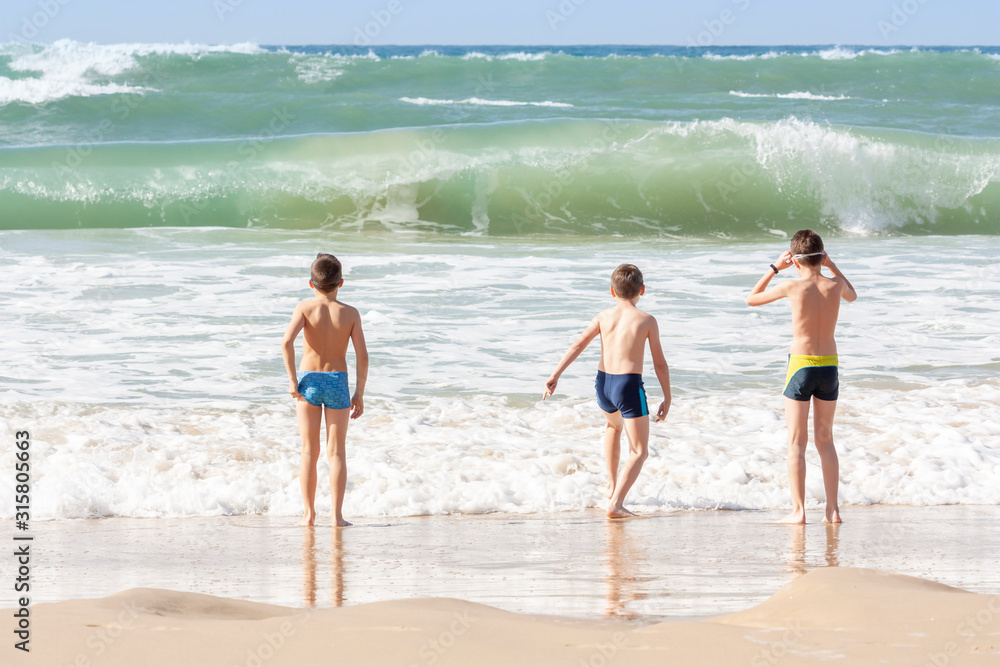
[0,43,998,519]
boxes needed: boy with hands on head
[746,230,857,524]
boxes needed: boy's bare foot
[823,508,842,524]
[598,482,615,499]
[334,517,352,527]
[299,514,316,527]
[606,505,637,519]
[778,511,806,524]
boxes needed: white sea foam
[337,49,381,60]
[2,380,998,520]
[399,96,573,107]
[729,91,852,101]
[0,77,143,105]
[498,51,551,61]
[291,55,344,84]
[817,47,864,61]
[460,51,552,61]
[817,47,899,60]
[0,39,263,105]
[702,48,901,62]
[703,51,783,61]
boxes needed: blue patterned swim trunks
[297,371,351,409]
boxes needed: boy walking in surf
[746,230,857,524]
[544,264,671,518]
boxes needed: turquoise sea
[1,42,998,519]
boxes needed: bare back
[596,303,655,374]
[296,298,360,372]
[785,276,844,356]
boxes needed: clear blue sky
[3,0,997,46]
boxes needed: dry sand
[8,567,1000,666]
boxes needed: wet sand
[24,505,1000,622]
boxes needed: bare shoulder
[824,275,847,290]
[595,306,616,323]
[778,277,802,296]
[333,301,363,326]
[640,309,659,331]
[631,308,655,323]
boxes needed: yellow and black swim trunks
[783,355,839,402]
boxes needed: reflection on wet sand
[785,523,841,577]
[301,527,316,608]
[786,525,806,576]
[332,527,344,607]
[301,527,346,608]
[824,523,840,567]
[603,521,649,620]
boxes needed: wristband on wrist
[769,263,779,275]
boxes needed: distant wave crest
[399,97,573,107]
[729,90,852,101]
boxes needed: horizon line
[3,40,999,48]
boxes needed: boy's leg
[297,401,323,526]
[600,410,624,499]
[607,416,649,518]
[781,397,810,524]
[325,406,352,527]
[812,398,842,523]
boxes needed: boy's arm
[646,317,671,423]
[281,304,306,401]
[543,316,601,399]
[746,250,793,306]
[349,310,368,420]
[823,253,858,302]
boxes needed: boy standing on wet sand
[544,264,671,518]
[282,253,368,527]
[746,230,857,524]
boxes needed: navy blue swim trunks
[595,371,649,419]
[783,355,839,402]
[298,371,351,409]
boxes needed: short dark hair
[790,229,824,266]
[310,253,342,292]
[611,263,643,299]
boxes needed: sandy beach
[8,567,1000,666]
[8,506,1000,665]
[19,506,1000,618]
